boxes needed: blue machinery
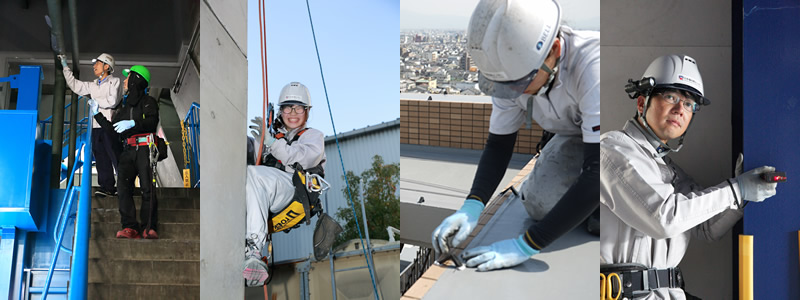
[0,66,93,299]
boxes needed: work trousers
[117,144,158,232]
[245,166,295,252]
[92,127,119,193]
[521,134,584,220]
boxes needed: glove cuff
[460,199,485,218]
[515,235,540,257]
[264,135,277,147]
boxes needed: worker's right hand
[88,99,99,116]
[57,54,68,68]
[249,116,277,148]
[431,199,484,257]
[736,166,778,202]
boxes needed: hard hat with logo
[641,54,710,105]
[278,82,311,107]
[92,53,115,73]
[467,0,561,82]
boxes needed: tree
[334,155,399,248]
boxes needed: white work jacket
[488,26,600,143]
[600,119,744,299]
[63,66,120,128]
[268,126,326,174]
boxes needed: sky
[247,0,399,136]
[400,0,600,31]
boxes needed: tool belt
[600,264,684,299]
[124,133,169,161]
[126,133,154,147]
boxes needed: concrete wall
[601,1,733,298]
[400,99,543,154]
[199,0,248,298]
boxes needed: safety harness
[261,128,329,234]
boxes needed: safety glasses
[653,91,701,113]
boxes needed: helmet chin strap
[535,55,561,97]
[637,95,688,158]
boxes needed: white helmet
[92,53,115,73]
[278,82,311,107]
[467,0,561,82]
[631,54,709,157]
[642,54,709,105]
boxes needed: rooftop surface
[399,143,597,299]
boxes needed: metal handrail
[182,102,200,187]
[41,124,92,299]
[40,95,90,152]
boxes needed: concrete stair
[87,188,199,299]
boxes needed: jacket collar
[622,118,667,159]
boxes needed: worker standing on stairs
[58,53,121,197]
[90,65,161,240]
[430,0,600,272]
[600,55,778,299]
[243,82,326,287]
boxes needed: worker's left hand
[113,120,135,133]
[88,99,99,116]
[462,235,539,272]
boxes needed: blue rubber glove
[431,199,484,257]
[57,54,68,68]
[736,166,777,202]
[113,120,135,133]
[88,99,99,116]
[462,234,539,272]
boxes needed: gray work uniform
[63,66,120,128]
[600,119,744,300]
[488,26,600,217]
[245,126,327,252]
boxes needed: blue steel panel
[0,228,17,299]
[0,111,37,228]
[14,66,43,111]
[742,1,800,299]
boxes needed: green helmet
[123,65,151,85]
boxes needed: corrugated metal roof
[272,120,400,263]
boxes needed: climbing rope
[256,0,269,165]
[304,0,380,298]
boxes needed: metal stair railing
[181,102,200,188]
[40,108,93,299]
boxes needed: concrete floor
[423,195,598,299]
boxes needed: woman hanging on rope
[243,81,327,287]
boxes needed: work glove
[88,99,99,116]
[249,116,277,148]
[431,199,484,258]
[57,54,68,68]
[113,120,135,133]
[736,166,778,202]
[462,235,539,272]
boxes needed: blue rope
[304,1,380,299]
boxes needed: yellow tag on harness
[269,201,306,233]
